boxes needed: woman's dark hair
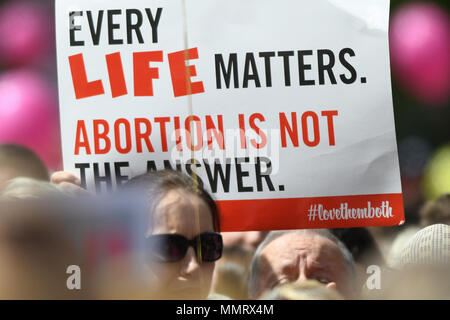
[123,170,220,232]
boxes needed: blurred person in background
[209,261,245,300]
[0,199,89,299]
[0,192,158,300]
[379,224,450,299]
[419,194,450,226]
[221,231,268,252]
[385,194,450,267]
[210,247,252,300]
[396,223,449,268]
[0,144,48,190]
[248,230,358,300]
[260,280,343,300]
[0,177,66,200]
[385,224,421,268]
[210,231,267,299]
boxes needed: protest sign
[55,0,404,231]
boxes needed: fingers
[59,182,90,196]
[51,171,81,186]
[51,171,92,196]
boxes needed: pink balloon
[390,3,450,105]
[0,1,52,67]
[0,70,61,170]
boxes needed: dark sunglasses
[146,232,223,263]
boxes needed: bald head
[249,230,356,299]
[0,145,48,190]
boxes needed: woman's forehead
[151,189,213,235]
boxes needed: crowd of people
[0,143,448,300]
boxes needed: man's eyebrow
[308,260,330,273]
[263,256,291,278]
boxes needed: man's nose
[294,275,338,292]
[180,246,201,277]
[295,272,310,283]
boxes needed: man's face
[255,232,354,299]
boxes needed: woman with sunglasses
[122,170,223,299]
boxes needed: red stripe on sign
[216,193,404,231]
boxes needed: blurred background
[0,0,448,224]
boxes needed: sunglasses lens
[147,234,187,263]
[199,233,223,262]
